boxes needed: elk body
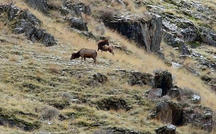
[70,48,97,63]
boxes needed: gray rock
[152,100,214,131]
[19,10,41,25]
[179,44,191,55]
[154,70,173,96]
[64,1,91,16]
[155,124,176,134]
[69,17,88,31]
[191,94,201,104]
[14,19,56,46]
[199,27,216,47]
[128,72,153,86]
[152,100,183,125]
[7,4,20,21]
[171,62,183,69]
[163,32,184,48]
[96,97,131,111]
[1,4,56,46]
[148,88,163,99]
[162,16,198,44]
[183,106,213,132]
[25,0,49,13]
[167,88,181,99]
[101,12,162,52]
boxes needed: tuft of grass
[47,64,61,74]
[8,55,18,62]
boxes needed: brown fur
[70,48,97,63]
[100,45,114,55]
[97,39,109,51]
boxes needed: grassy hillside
[0,0,216,133]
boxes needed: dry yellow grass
[8,55,18,62]
[48,64,62,74]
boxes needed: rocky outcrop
[100,11,162,52]
[68,17,88,31]
[199,27,216,46]
[153,101,183,125]
[63,1,91,16]
[183,105,213,132]
[154,70,173,95]
[114,70,153,86]
[128,72,153,86]
[163,32,191,55]
[25,0,49,13]
[161,13,200,48]
[96,97,131,111]
[0,4,56,46]
[14,19,56,46]
[151,100,214,132]
[146,0,216,61]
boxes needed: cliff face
[101,12,162,52]
[0,0,216,134]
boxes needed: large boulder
[100,11,162,52]
[154,70,173,95]
[153,101,183,125]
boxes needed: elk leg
[93,57,97,64]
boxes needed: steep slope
[0,0,216,134]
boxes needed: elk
[70,48,97,64]
[97,39,109,51]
